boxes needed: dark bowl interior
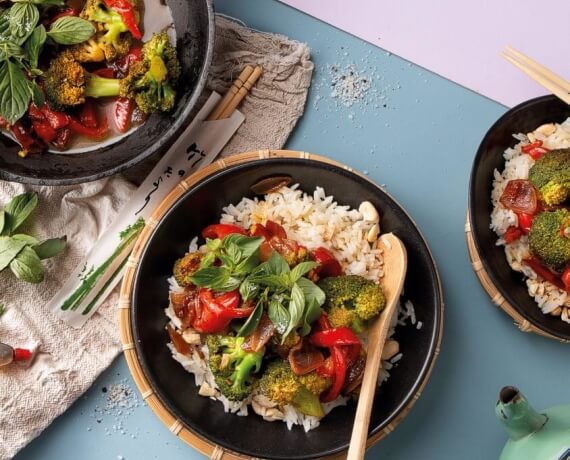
[469,95,570,341]
[0,0,214,186]
[131,157,444,459]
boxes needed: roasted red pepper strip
[68,116,109,139]
[523,257,566,291]
[521,140,543,153]
[113,97,135,133]
[92,67,116,78]
[11,122,36,150]
[517,212,534,234]
[80,99,98,128]
[40,105,70,130]
[562,268,570,291]
[202,224,247,240]
[249,223,270,239]
[266,220,287,238]
[192,289,253,333]
[102,0,142,39]
[310,327,361,347]
[503,226,523,244]
[312,247,343,277]
[112,46,142,75]
[322,345,347,402]
[52,127,72,150]
[32,121,57,144]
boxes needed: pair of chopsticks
[502,46,570,105]
[207,65,263,120]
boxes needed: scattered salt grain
[416,321,423,330]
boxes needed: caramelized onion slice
[499,179,537,214]
[289,339,326,375]
[242,314,275,352]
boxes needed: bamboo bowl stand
[465,212,569,343]
[119,150,444,459]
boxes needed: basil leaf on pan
[0,236,26,271]
[0,10,11,42]
[289,261,319,283]
[34,236,66,259]
[3,192,38,234]
[299,298,322,336]
[0,41,25,61]
[0,61,32,124]
[24,25,46,69]
[190,266,229,288]
[30,80,44,106]
[9,245,43,283]
[239,278,259,302]
[9,2,39,44]
[11,233,39,245]
[47,17,95,45]
[223,234,263,259]
[297,276,325,307]
[236,299,263,338]
[268,298,289,335]
[282,283,305,340]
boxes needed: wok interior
[132,158,442,459]
[0,0,212,184]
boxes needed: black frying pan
[0,0,214,186]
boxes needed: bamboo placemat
[465,212,568,343]
[119,150,444,459]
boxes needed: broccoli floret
[123,32,180,113]
[257,361,324,417]
[80,0,136,61]
[43,53,124,107]
[529,149,570,206]
[173,252,202,287]
[529,209,570,272]
[298,371,331,396]
[318,275,385,331]
[206,335,264,402]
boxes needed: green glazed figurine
[497,386,570,460]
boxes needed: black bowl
[0,0,214,186]
[469,95,570,341]
[130,155,444,459]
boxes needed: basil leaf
[248,273,291,290]
[9,2,39,44]
[0,60,32,124]
[3,192,38,234]
[233,253,260,276]
[30,80,44,106]
[225,242,242,267]
[47,16,95,45]
[205,238,221,252]
[199,251,215,269]
[0,236,26,270]
[11,233,38,245]
[0,41,25,60]
[0,303,5,317]
[224,234,263,258]
[236,299,263,337]
[239,278,259,302]
[217,275,242,292]
[34,236,66,259]
[299,299,322,336]
[297,277,326,308]
[0,10,10,42]
[9,245,43,283]
[283,283,305,339]
[24,25,46,69]
[290,261,319,283]
[268,298,289,334]
[266,251,290,275]
[13,0,66,5]
[0,210,4,235]
[190,266,229,288]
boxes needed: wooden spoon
[346,233,408,460]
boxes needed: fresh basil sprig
[0,192,66,283]
[47,16,95,45]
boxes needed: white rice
[490,119,570,323]
[165,186,417,430]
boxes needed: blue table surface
[15,1,570,459]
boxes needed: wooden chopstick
[218,66,263,120]
[502,47,570,105]
[207,65,257,121]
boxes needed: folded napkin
[0,15,313,459]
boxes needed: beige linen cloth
[0,15,313,460]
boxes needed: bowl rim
[121,150,445,459]
[468,94,570,341]
[0,0,215,186]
